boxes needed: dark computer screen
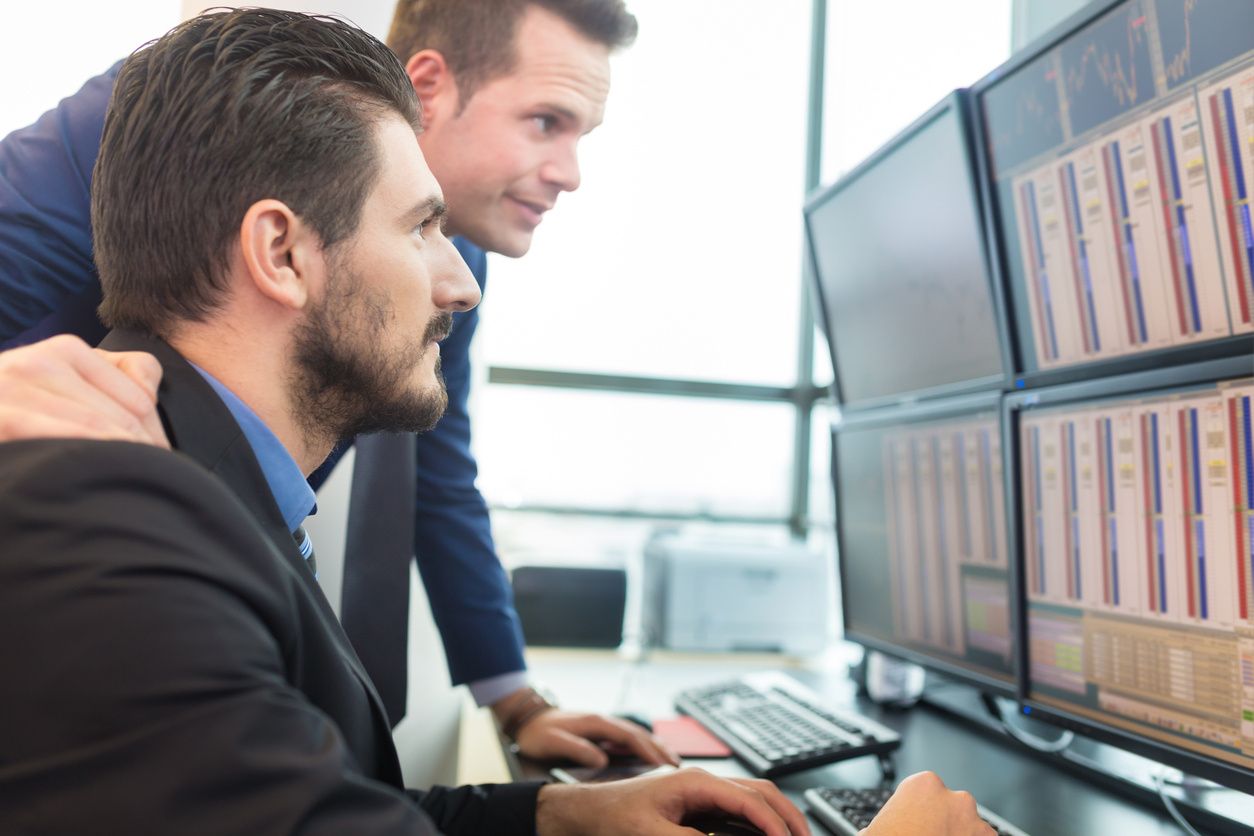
[805,94,1007,410]
[1010,364,1254,786]
[835,393,1015,694]
[978,0,1254,379]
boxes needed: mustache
[423,312,454,344]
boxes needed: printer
[642,531,830,655]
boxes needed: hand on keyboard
[862,772,994,836]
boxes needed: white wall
[181,0,394,39]
[0,2,179,138]
[0,1,397,140]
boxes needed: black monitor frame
[804,90,1015,414]
[833,389,1019,699]
[970,0,1254,391]
[1003,354,1254,793]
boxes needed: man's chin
[469,222,533,259]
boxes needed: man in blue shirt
[0,0,671,767]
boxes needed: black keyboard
[804,786,1031,836]
[673,672,900,778]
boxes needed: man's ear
[405,49,460,124]
[239,199,320,311]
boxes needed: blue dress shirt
[192,364,316,534]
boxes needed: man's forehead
[372,117,443,210]
[505,9,612,102]
[492,47,611,130]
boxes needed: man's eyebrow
[540,104,579,124]
[403,196,447,226]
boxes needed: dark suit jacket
[0,330,539,835]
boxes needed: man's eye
[414,219,433,239]
[532,115,557,134]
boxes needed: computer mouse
[614,711,653,732]
[680,813,767,836]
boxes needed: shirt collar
[191,364,316,533]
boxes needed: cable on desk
[973,695,1232,832]
[979,694,1075,754]
[1153,769,1202,836]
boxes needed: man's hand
[535,766,811,836]
[0,335,167,448]
[862,771,995,836]
[514,708,680,767]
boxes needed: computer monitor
[834,391,1017,696]
[1005,355,1254,791]
[975,0,1254,387]
[805,91,1011,411]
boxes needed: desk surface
[516,648,1252,836]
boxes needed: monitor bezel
[1003,354,1254,793]
[969,0,1254,389]
[833,389,1019,699]
[804,90,1015,414]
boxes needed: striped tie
[293,525,317,577]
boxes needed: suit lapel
[98,329,396,734]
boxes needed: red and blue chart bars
[1232,392,1254,622]
[998,51,1249,371]
[1019,179,1060,362]
[1060,162,1103,352]
[1095,416,1121,607]
[1142,411,1169,614]
[1061,421,1083,601]
[1179,407,1208,620]
[1205,77,1254,332]
[1020,381,1253,628]
[1150,115,1203,337]
[1103,139,1150,346]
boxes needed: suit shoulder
[0,437,237,508]
[0,438,285,583]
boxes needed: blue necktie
[293,525,317,576]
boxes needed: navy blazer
[0,64,527,689]
[0,329,541,834]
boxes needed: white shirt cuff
[468,670,531,707]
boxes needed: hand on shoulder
[0,335,167,447]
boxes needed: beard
[289,264,452,449]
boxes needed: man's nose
[539,140,581,193]
[433,243,481,313]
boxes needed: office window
[480,0,813,387]
[475,387,795,519]
[477,1,1014,589]
[821,0,1012,181]
[808,401,838,530]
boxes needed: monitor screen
[806,95,1007,409]
[835,394,1015,693]
[978,0,1254,377]
[1015,372,1254,780]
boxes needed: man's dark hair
[386,0,637,108]
[94,8,421,336]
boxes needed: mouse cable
[1153,769,1202,836]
